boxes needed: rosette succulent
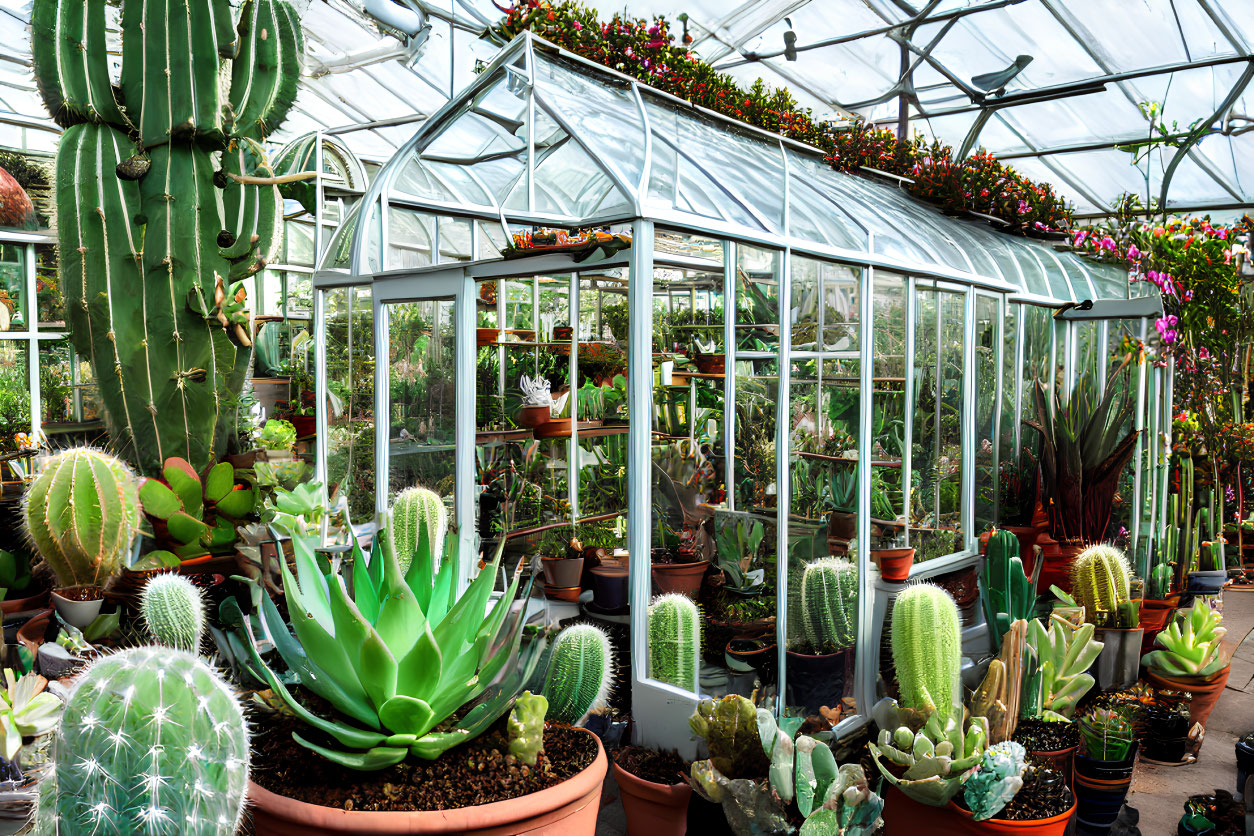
[1141,599,1227,678]
[867,697,988,806]
[963,741,1027,821]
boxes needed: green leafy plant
[541,623,614,725]
[891,583,962,723]
[1026,614,1102,719]
[140,573,205,653]
[1071,544,1138,627]
[0,669,63,763]
[257,419,297,453]
[714,516,765,592]
[963,741,1027,821]
[1148,562,1173,600]
[265,480,328,537]
[819,465,857,515]
[1077,707,1134,762]
[980,529,1036,652]
[139,457,256,564]
[648,593,700,691]
[507,691,547,766]
[799,557,857,653]
[1141,599,1227,678]
[226,529,543,769]
[0,550,31,602]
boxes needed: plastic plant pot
[1092,626,1144,691]
[541,556,584,589]
[1074,742,1137,834]
[1236,736,1254,798]
[650,562,707,598]
[726,638,777,687]
[947,799,1077,836]
[611,760,691,836]
[590,566,628,611]
[872,548,914,582]
[50,585,104,630]
[785,647,853,715]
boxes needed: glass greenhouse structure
[311,32,1171,749]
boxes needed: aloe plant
[1026,614,1103,719]
[714,516,764,591]
[1141,599,1227,678]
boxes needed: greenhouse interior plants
[0,0,1253,833]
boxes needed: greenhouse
[0,0,1252,834]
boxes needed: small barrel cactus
[507,691,548,766]
[140,574,205,653]
[648,593,700,692]
[800,557,857,652]
[23,447,141,588]
[891,583,962,723]
[541,623,614,725]
[388,486,448,573]
[1071,545,1133,625]
[42,646,249,834]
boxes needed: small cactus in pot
[648,593,700,691]
[541,623,614,725]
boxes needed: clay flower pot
[249,728,607,835]
[948,799,1076,836]
[51,585,104,630]
[544,585,581,603]
[1144,665,1231,730]
[541,556,584,589]
[1035,540,1082,595]
[1139,595,1179,656]
[872,547,914,582]
[476,327,500,347]
[612,761,691,836]
[0,585,49,616]
[827,511,856,541]
[650,562,707,598]
[288,415,317,438]
[517,404,551,429]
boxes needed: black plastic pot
[784,647,853,715]
[1074,741,1137,834]
[590,566,628,610]
[1236,735,1254,798]
[727,638,777,687]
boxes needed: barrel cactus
[23,447,140,588]
[140,574,205,653]
[41,646,249,834]
[541,623,614,725]
[800,557,857,653]
[388,486,448,573]
[1071,544,1135,627]
[648,593,700,691]
[29,0,303,474]
[891,583,962,723]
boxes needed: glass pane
[283,219,316,268]
[532,126,631,218]
[437,217,473,264]
[323,203,360,270]
[39,338,75,426]
[790,257,859,352]
[325,286,375,525]
[873,271,908,533]
[0,244,27,332]
[973,295,998,535]
[736,245,780,352]
[0,340,30,452]
[387,207,435,270]
[36,244,64,330]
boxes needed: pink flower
[1199,346,1210,359]
[1100,236,1116,251]
[1127,245,1140,259]
[573,21,582,30]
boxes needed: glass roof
[340,34,1125,302]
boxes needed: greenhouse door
[373,267,477,578]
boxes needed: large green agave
[228,528,542,770]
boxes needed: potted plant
[612,747,692,836]
[1065,545,1142,690]
[1073,708,1137,833]
[0,548,45,615]
[952,749,1076,836]
[980,529,1038,654]
[477,311,500,347]
[257,417,298,461]
[22,447,140,629]
[138,456,257,570]
[1141,599,1231,731]
[871,529,914,582]
[229,531,608,835]
[650,522,709,599]
[820,464,857,541]
[786,556,857,715]
[647,594,701,692]
[1141,559,1179,655]
[541,534,585,594]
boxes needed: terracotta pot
[517,405,551,429]
[692,354,724,375]
[651,562,707,598]
[16,609,54,660]
[611,761,691,836]
[881,784,965,834]
[1003,525,1039,577]
[1092,626,1144,691]
[553,326,574,341]
[288,415,317,438]
[249,728,607,835]
[1139,596,1179,656]
[1144,665,1231,730]
[1035,540,1082,595]
[0,586,49,616]
[827,511,856,541]
[948,799,1076,836]
[544,585,581,603]
[51,585,104,630]
[590,566,628,610]
[933,564,980,626]
[541,557,584,588]
[872,548,914,582]
[785,647,854,715]
[477,327,500,347]
[1029,745,1077,788]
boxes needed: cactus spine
[388,486,448,573]
[30,0,302,475]
[42,647,249,834]
[1071,544,1132,624]
[542,624,614,725]
[140,574,205,652]
[800,558,857,652]
[891,583,962,723]
[23,447,140,588]
[648,593,700,691]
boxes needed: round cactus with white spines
[542,623,614,725]
[388,486,448,573]
[140,573,206,653]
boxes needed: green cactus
[388,486,448,574]
[140,573,205,652]
[963,741,1027,821]
[648,593,700,692]
[506,691,547,766]
[981,529,1036,652]
[138,457,257,562]
[1149,562,1173,600]
[799,557,857,653]
[30,0,302,476]
[1071,544,1135,627]
[891,583,962,723]
[688,695,771,780]
[23,447,141,588]
[541,624,614,725]
[40,646,249,834]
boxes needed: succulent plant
[800,557,857,653]
[1026,614,1103,719]
[963,740,1028,821]
[388,486,448,575]
[541,623,614,725]
[1071,544,1138,627]
[867,698,989,807]
[688,695,770,780]
[0,669,63,763]
[140,573,205,653]
[257,419,297,453]
[23,447,141,588]
[139,457,256,563]
[30,0,302,474]
[1141,599,1227,678]
[41,647,249,834]
[648,593,700,692]
[891,583,962,723]
[520,374,552,407]
[1078,707,1134,761]
[981,529,1036,652]
[506,691,547,767]
[970,619,1028,743]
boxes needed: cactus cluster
[23,447,141,588]
[541,623,614,726]
[30,0,303,474]
[140,574,205,653]
[40,647,249,835]
[1071,544,1138,627]
[799,558,857,653]
[139,457,257,563]
[980,528,1036,652]
[963,741,1027,821]
[506,691,547,767]
[648,593,700,692]
[891,583,962,723]
[388,486,448,574]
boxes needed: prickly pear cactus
[800,557,857,652]
[40,646,249,834]
[23,447,141,588]
[647,593,700,692]
[506,691,548,766]
[388,486,448,574]
[541,623,614,725]
[891,583,962,723]
[140,573,205,652]
[29,0,303,475]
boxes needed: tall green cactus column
[30,0,302,475]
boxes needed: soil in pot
[614,746,688,786]
[785,647,853,716]
[251,712,597,812]
[979,766,1074,824]
[1013,719,1080,786]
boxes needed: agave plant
[227,527,542,770]
[1023,362,1139,544]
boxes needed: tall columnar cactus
[891,583,962,723]
[541,623,614,725]
[648,593,700,691]
[23,447,141,588]
[1071,544,1135,626]
[800,558,857,653]
[30,0,303,475]
[388,486,448,573]
[41,646,249,834]
[980,528,1036,652]
[140,574,205,652]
